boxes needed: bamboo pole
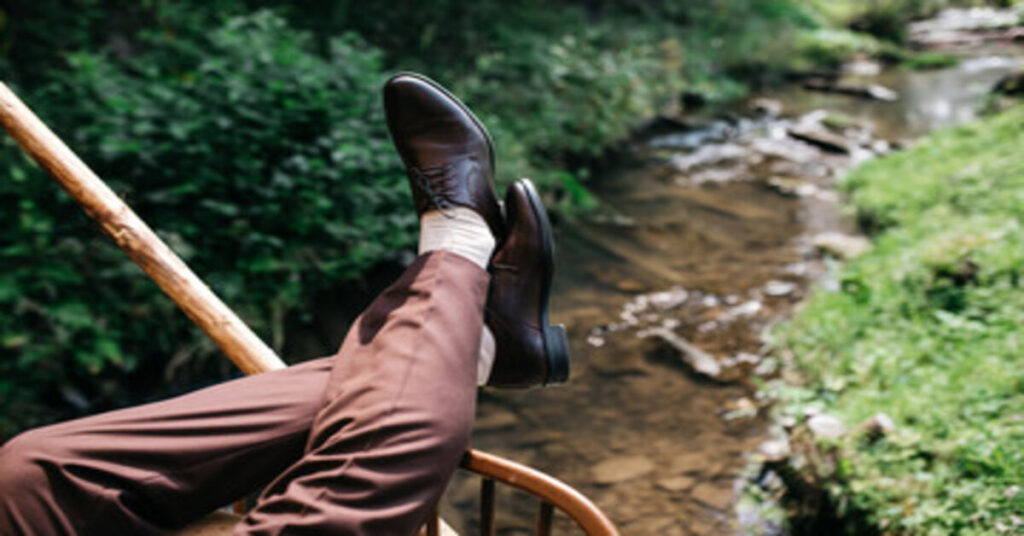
[0,81,284,375]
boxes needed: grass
[903,51,961,70]
[769,105,1024,534]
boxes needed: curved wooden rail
[2,81,618,536]
[459,449,619,536]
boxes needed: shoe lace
[411,164,457,218]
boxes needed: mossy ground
[770,105,1024,534]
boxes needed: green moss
[772,106,1024,534]
[904,52,961,70]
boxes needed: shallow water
[445,49,1024,535]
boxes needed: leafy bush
[771,105,1024,534]
[0,0,892,436]
[792,28,885,70]
[0,11,411,435]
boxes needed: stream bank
[444,9,1024,535]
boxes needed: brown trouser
[0,251,487,535]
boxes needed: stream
[442,20,1024,536]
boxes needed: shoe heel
[544,324,570,385]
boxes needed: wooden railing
[450,449,619,535]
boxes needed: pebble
[690,483,734,511]
[656,475,697,492]
[750,97,783,116]
[813,232,871,259]
[591,455,656,484]
[669,143,748,172]
[807,413,847,440]
[758,439,791,462]
[671,452,708,474]
[729,300,762,317]
[648,287,689,310]
[764,280,798,297]
[859,412,896,437]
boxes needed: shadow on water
[439,50,1024,534]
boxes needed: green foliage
[903,51,961,70]
[0,11,412,434]
[791,29,886,70]
[0,0,918,435]
[772,106,1024,533]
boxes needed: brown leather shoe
[485,179,570,388]
[383,73,505,240]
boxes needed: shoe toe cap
[384,74,469,127]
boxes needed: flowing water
[441,43,1024,535]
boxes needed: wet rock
[720,352,761,369]
[736,352,762,365]
[802,78,899,101]
[749,98,783,117]
[632,517,685,536]
[859,412,896,439]
[646,120,735,151]
[691,482,734,511]
[669,143,747,172]
[728,300,762,318]
[763,279,798,297]
[657,475,697,492]
[813,232,871,259]
[697,320,718,333]
[758,439,791,462]
[787,125,852,154]
[1005,486,1020,500]
[753,356,779,377]
[647,287,689,310]
[749,137,818,163]
[909,7,1023,39]
[723,397,758,420]
[685,166,752,185]
[870,139,892,155]
[671,452,708,474]
[767,176,818,198]
[843,58,882,77]
[591,455,656,484]
[807,414,847,440]
[642,327,722,379]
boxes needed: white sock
[478,326,496,385]
[417,207,496,270]
[417,207,498,384]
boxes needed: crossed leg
[0,251,486,536]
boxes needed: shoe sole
[518,179,570,385]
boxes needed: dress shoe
[485,179,570,387]
[383,72,505,240]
